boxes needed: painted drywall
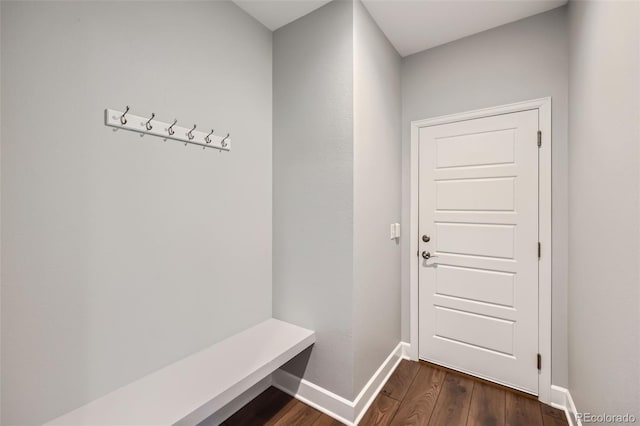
[0,2,272,425]
[273,0,355,400]
[568,0,640,418]
[0,2,3,423]
[353,0,402,395]
[0,3,3,423]
[401,7,569,387]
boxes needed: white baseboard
[550,385,581,426]
[199,376,273,426]
[399,341,412,359]
[352,342,408,424]
[272,341,409,425]
[271,369,354,424]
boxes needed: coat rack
[104,106,231,151]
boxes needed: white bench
[45,319,315,426]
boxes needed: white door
[418,109,539,394]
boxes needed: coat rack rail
[104,107,231,151]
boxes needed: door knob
[422,235,430,243]
[422,251,439,261]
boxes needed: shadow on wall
[279,347,314,379]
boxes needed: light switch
[390,223,401,240]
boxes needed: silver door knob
[422,251,432,259]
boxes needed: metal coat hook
[168,119,177,136]
[187,124,196,140]
[221,133,230,148]
[145,113,155,131]
[205,129,215,144]
[104,107,231,151]
[120,106,130,125]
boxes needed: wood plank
[312,414,346,425]
[390,364,446,425]
[428,373,474,426]
[268,400,322,426]
[359,394,401,426]
[506,392,543,426]
[223,387,294,426]
[418,361,535,401]
[541,403,569,426]
[223,363,560,426]
[381,360,421,401]
[223,386,343,426]
[466,381,505,426]
[247,387,296,424]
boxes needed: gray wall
[273,0,355,400]
[568,0,640,418]
[353,0,402,395]
[0,2,3,423]
[401,7,569,387]
[0,2,273,425]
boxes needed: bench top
[45,319,315,426]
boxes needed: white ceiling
[233,0,567,57]
[233,0,332,31]
[364,0,567,57]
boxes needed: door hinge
[538,242,541,259]
[537,130,542,147]
[537,353,542,370]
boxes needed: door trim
[408,97,552,403]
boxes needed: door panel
[435,128,515,168]
[435,223,515,259]
[436,177,515,211]
[434,307,515,355]
[418,109,539,394]
[435,265,515,307]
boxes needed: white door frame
[408,97,552,404]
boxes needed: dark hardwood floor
[222,360,568,425]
